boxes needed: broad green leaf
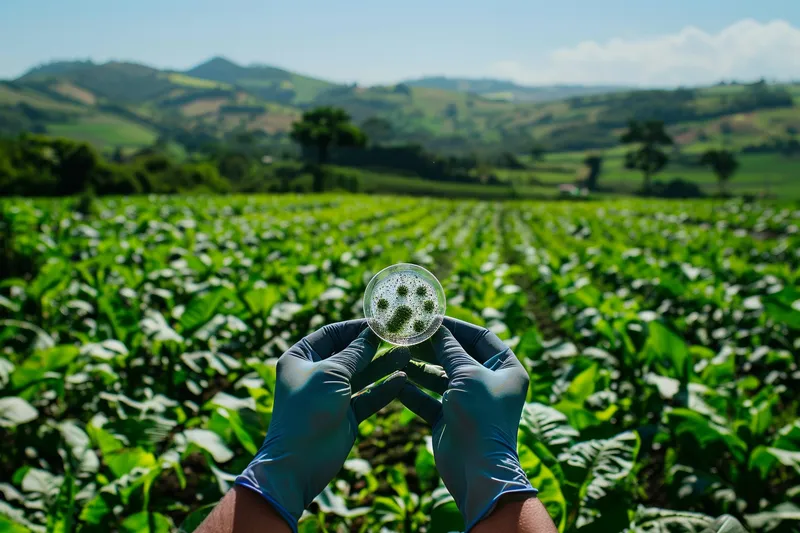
[58,420,99,474]
[104,416,176,448]
[627,507,747,533]
[562,431,640,527]
[415,436,438,491]
[140,311,183,343]
[0,397,38,428]
[243,285,282,316]
[646,320,690,381]
[750,421,800,478]
[78,494,111,525]
[86,421,124,456]
[0,358,13,388]
[121,511,173,533]
[429,485,464,533]
[519,443,567,532]
[297,518,325,533]
[27,260,67,300]
[210,465,237,495]
[775,420,800,450]
[213,407,258,456]
[745,503,800,531]
[515,329,544,360]
[757,447,800,477]
[763,288,800,329]
[554,399,614,432]
[106,448,157,478]
[373,495,404,518]
[387,466,409,499]
[666,409,747,462]
[747,396,776,439]
[177,503,217,533]
[519,402,578,479]
[564,364,599,404]
[343,458,372,476]
[80,340,128,361]
[314,486,370,518]
[0,514,32,533]
[11,345,79,389]
[21,468,62,499]
[0,501,41,533]
[183,429,234,463]
[181,351,241,376]
[180,288,229,332]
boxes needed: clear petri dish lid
[363,263,446,346]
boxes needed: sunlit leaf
[183,429,234,463]
[121,511,173,533]
[0,397,38,428]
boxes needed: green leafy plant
[1,195,797,533]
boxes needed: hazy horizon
[2,0,800,87]
[11,54,791,91]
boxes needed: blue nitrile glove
[236,319,409,532]
[399,317,537,531]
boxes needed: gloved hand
[236,319,409,532]
[400,317,537,531]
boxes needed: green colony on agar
[370,271,440,343]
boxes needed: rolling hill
[185,56,336,105]
[403,76,628,103]
[6,60,302,148]
[3,58,800,163]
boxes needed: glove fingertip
[352,371,407,423]
[358,326,380,348]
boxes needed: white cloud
[490,19,800,86]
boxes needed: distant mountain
[403,76,629,103]
[7,59,300,147]
[19,60,176,103]
[3,57,797,157]
[22,60,98,78]
[185,56,338,105]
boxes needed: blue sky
[1,0,799,86]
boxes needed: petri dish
[363,263,446,346]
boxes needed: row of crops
[1,195,798,532]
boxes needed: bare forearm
[472,495,558,533]
[195,485,292,533]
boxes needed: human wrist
[235,456,305,529]
[458,451,537,531]
[471,493,548,533]
[232,483,298,533]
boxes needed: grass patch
[165,73,231,90]
[47,114,158,148]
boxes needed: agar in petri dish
[363,263,446,346]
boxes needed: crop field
[1,195,799,533]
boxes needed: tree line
[1,106,742,198]
[0,135,230,197]
[619,119,739,196]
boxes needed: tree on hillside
[583,154,603,191]
[530,145,546,162]
[290,107,367,192]
[620,120,673,194]
[700,149,739,196]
